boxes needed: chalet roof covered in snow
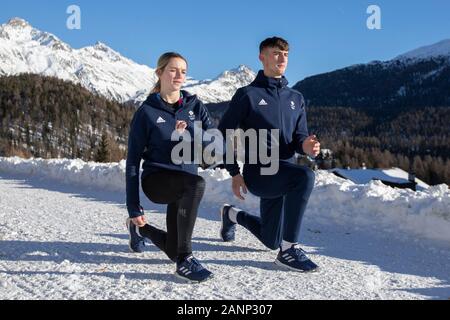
[331,167,429,190]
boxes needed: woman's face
[158,58,187,92]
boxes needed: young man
[218,37,321,272]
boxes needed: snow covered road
[1,170,449,300]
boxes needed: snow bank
[0,157,125,192]
[310,171,450,243]
[1,157,449,243]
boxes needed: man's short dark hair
[259,37,289,53]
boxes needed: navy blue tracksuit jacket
[218,70,309,177]
[126,91,213,218]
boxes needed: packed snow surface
[0,157,449,300]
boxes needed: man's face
[259,47,289,77]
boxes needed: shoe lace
[292,245,309,262]
[186,256,203,272]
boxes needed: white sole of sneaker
[219,204,234,242]
[274,259,319,273]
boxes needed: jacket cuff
[228,167,241,177]
[127,205,144,218]
[297,140,307,155]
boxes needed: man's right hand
[232,174,248,201]
[175,120,188,134]
[131,215,147,227]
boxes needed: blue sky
[1,0,449,83]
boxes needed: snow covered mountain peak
[183,64,256,103]
[394,39,450,61]
[1,17,33,41]
[92,41,118,54]
[1,17,69,51]
[5,17,31,29]
[0,17,255,104]
[81,41,125,63]
[226,64,254,76]
[0,18,156,102]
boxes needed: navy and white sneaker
[175,255,213,283]
[126,218,146,253]
[220,204,237,242]
[275,244,319,273]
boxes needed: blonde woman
[125,52,214,283]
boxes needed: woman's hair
[151,52,188,94]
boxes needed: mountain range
[292,40,450,109]
[0,18,256,105]
[1,17,449,111]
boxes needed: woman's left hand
[132,215,147,227]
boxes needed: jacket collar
[144,90,197,113]
[252,70,289,89]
